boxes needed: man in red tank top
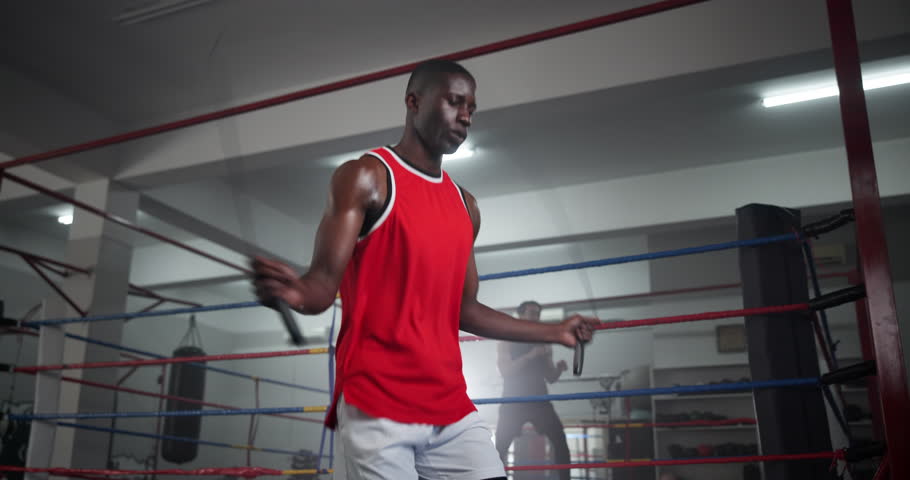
[252,60,599,480]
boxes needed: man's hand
[556,359,568,372]
[251,256,305,310]
[555,314,600,347]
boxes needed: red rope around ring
[593,303,809,331]
[562,418,757,429]
[14,347,327,374]
[507,452,843,471]
[0,466,284,478]
[459,303,809,342]
[0,451,843,477]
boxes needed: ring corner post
[736,204,831,479]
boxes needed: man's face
[413,73,476,155]
[519,304,542,321]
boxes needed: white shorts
[333,395,506,480]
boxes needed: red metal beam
[32,260,72,278]
[825,1,909,478]
[0,244,92,275]
[2,172,251,275]
[0,327,40,337]
[128,283,201,308]
[22,257,87,317]
[0,0,709,172]
[138,299,166,313]
[1,243,201,309]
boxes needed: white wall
[110,305,244,470]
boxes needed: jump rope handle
[573,341,585,376]
[276,299,305,346]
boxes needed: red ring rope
[0,466,285,478]
[14,347,327,374]
[459,303,809,342]
[0,451,843,477]
[506,452,843,471]
[593,303,809,331]
[562,418,757,429]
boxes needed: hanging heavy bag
[161,316,206,464]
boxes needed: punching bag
[161,317,207,463]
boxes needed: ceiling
[139,46,910,228]
[0,0,652,124]
[1,0,909,255]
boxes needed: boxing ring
[0,0,906,478]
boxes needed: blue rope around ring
[13,406,315,421]
[12,378,818,421]
[26,233,799,327]
[56,421,302,457]
[478,232,799,281]
[472,377,819,405]
[26,301,262,327]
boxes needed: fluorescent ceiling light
[114,0,212,26]
[57,214,73,225]
[762,70,910,108]
[443,144,475,161]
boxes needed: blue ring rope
[13,406,316,421]
[478,233,799,281]
[15,232,800,405]
[13,378,817,421]
[56,421,301,456]
[26,301,261,327]
[27,233,800,327]
[473,378,819,405]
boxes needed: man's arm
[543,348,568,383]
[252,155,386,314]
[458,190,599,346]
[497,342,548,377]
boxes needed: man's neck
[394,135,442,176]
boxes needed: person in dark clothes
[495,301,571,479]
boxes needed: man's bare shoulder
[335,153,386,179]
[458,185,481,235]
[330,153,388,206]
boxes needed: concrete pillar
[25,179,137,475]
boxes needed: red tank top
[326,146,476,428]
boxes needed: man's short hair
[517,301,542,315]
[406,59,475,94]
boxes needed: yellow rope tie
[230,444,262,451]
[282,469,334,475]
[299,405,329,413]
[608,423,646,428]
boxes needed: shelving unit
[650,363,760,480]
[654,424,756,433]
[651,392,752,401]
